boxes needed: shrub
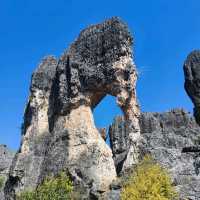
[0,176,5,189]
[17,172,73,200]
[121,155,179,200]
[17,191,35,200]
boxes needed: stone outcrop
[0,145,14,200]
[4,56,58,199]
[109,109,200,200]
[184,50,200,125]
[4,17,140,199]
[109,116,129,174]
[98,128,107,141]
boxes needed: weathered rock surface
[184,50,200,125]
[109,116,129,174]
[0,145,14,200]
[4,56,58,199]
[109,109,200,200]
[5,17,140,199]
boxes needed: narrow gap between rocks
[93,95,123,147]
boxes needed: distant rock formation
[109,109,200,200]
[184,50,200,125]
[109,116,128,174]
[0,145,14,200]
[4,17,140,199]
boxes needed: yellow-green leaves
[121,155,179,200]
[0,176,5,189]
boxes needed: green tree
[121,155,179,200]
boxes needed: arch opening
[93,95,123,146]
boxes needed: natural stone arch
[5,17,140,199]
[50,17,141,171]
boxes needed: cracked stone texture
[0,145,14,200]
[184,50,200,126]
[4,17,140,199]
[109,109,200,200]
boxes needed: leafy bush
[0,176,5,189]
[121,155,179,200]
[17,191,35,200]
[17,172,73,200]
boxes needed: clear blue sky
[1,0,200,150]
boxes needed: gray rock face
[184,50,200,125]
[4,56,58,199]
[109,116,129,174]
[5,17,140,199]
[109,109,200,200]
[0,145,14,176]
[49,18,140,173]
[0,145,14,200]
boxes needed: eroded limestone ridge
[4,17,140,199]
[109,109,200,200]
[184,50,200,125]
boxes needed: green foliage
[121,155,179,200]
[0,176,5,189]
[17,191,35,200]
[17,172,73,200]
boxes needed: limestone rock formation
[0,145,14,200]
[4,17,140,199]
[109,109,200,200]
[109,116,129,174]
[184,50,200,125]
[4,56,58,199]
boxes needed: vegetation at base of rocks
[16,172,73,200]
[121,155,179,200]
[0,176,5,189]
